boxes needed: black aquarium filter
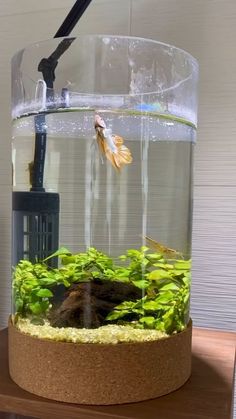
[12,107,60,266]
[12,114,60,266]
[12,192,59,267]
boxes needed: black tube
[38,38,75,88]
[34,0,94,189]
[39,0,94,87]
[31,114,47,191]
[38,0,94,90]
[54,0,93,37]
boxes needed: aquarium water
[12,108,195,257]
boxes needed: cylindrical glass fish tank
[10,35,198,404]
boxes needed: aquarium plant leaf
[145,254,164,263]
[36,288,54,298]
[182,273,191,285]
[140,246,149,253]
[139,316,155,328]
[119,254,127,261]
[155,291,173,304]
[159,282,180,292]
[143,300,161,311]
[153,262,174,270]
[29,301,50,315]
[60,255,77,265]
[38,277,59,286]
[43,247,71,261]
[148,269,172,281]
[174,260,191,270]
[162,307,176,333]
[15,298,24,312]
[114,301,136,310]
[106,310,130,321]
[132,280,149,289]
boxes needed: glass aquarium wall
[11,36,198,343]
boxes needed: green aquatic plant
[12,245,191,334]
[13,247,114,321]
[106,249,191,334]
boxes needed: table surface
[0,327,235,419]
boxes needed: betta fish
[94,114,132,171]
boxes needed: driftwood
[49,279,142,329]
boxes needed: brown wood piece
[0,326,235,418]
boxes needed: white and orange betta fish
[94,114,132,171]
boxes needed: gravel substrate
[16,317,168,344]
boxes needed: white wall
[130,0,236,332]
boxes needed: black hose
[33,0,93,190]
[55,0,93,37]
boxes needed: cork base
[8,319,192,405]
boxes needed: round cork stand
[8,318,192,405]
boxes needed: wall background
[0,0,235,412]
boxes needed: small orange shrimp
[145,236,183,259]
[94,114,132,171]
